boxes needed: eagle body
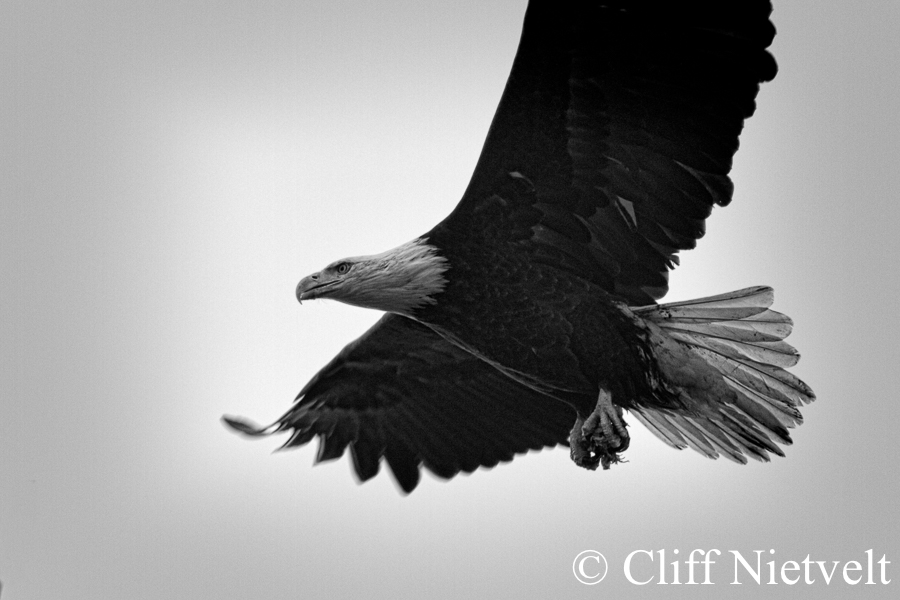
[224,0,815,492]
[412,231,658,418]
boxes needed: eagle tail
[631,286,816,463]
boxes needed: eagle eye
[336,262,351,275]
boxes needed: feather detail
[632,286,815,463]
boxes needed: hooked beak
[296,273,338,302]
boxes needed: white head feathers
[299,238,450,316]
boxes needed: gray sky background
[2,1,899,598]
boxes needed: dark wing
[433,0,777,305]
[223,314,574,493]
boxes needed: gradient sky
[2,1,898,599]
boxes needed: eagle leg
[569,389,629,471]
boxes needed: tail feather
[666,329,799,367]
[683,414,747,464]
[632,286,815,464]
[668,413,719,457]
[630,409,689,450]
[722,376,803,427]
[658,310,794,342]
[692,346,811,422]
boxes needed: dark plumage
[224,0,814,493]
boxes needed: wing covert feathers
[438,1,779,305]
[633,286,815,463]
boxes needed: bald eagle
[224,0,815,493]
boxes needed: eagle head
[295,237,449,316]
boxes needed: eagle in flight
[224,0,815,493]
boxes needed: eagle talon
[569,417,601,470]
[569,389,629,471]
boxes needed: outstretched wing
[224,314,574,493]
[434,0,777,304]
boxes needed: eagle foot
[569,389,629,471]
